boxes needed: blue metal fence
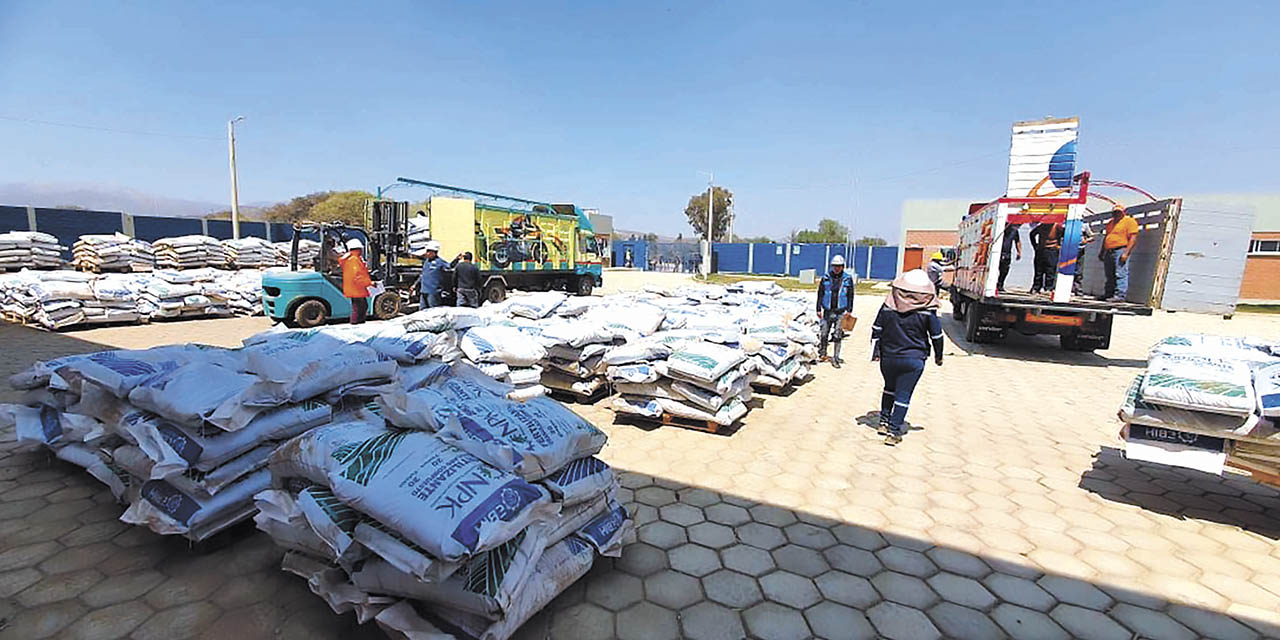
[0,206,28,235]
[132,215,203,242]
[705,242,899,280]
[711,243,749,272]
[35,208,123,252]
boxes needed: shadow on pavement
[938,313,1148,369]
[1080,447,1280,540]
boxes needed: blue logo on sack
[39,406,62,444]
[87,351,157,377]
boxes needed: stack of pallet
[0,231,64,270]
[72,233,155,272]
[1120,334,1280,486]
[155,235,228,269]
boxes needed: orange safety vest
[338,251,373,298]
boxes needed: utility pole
[227,116,245,239]
[700,171,714,276]
[728,197,734,244]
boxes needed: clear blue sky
[1,1,1277,240]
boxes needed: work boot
[832,358,842,369]
[877,420,890,436]
[884,433,903,446]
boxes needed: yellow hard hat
[931,251,944,261]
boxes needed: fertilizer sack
[121,467,270,539]
[665,341,747,383]
[1142,351,1257,416]
[113,443,272,499]
[241,339,397,407]
[538,456,618,506]
[253,489,346,562]
[460,325,548,367]
[1256,362,1280,418]
[1119,375,1258,438]
[127,363,257,428]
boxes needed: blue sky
[1,1,1277,240]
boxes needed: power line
[0,114,222,141]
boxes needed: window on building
[1249,239,1280,254]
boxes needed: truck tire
[372,292,401,320]
[484,280,507,304]
[575,276,594,297]
[292,299,328,328]
[964,302,983,343]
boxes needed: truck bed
[967,289,1153,316]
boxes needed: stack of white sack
[536,316,619,401]
[155,235,228,269]
[78,274,144,325]
[1118,333,1280,479]
[282,238,322,267]
[458,322,549,401]
[222,237,281,268]
[610,335,756,427]
[406,215,431,256]
[72,233,155,272]
[0,271,95,328]
[0,231,65,270]
[258,357,631,640]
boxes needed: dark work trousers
[818,310,845,360]
[349,297,368,325]
[456,288,480,308]
[997,250,1013,291]
[879,357,926,437]
[420,291,443,309]
[1032,247,1060,293]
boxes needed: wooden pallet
[751,381,793,395]
[547,385,611,404]
[614,410,725,434]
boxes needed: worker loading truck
[950,117,1255,351]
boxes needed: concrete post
[26,206,36,231]
[747,243,754,274]
[122,213,135,238]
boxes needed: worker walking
[1101,207,1139,302]
[870,269,944,446]
[451,251,481,308]
[995,222,1022,293]
[816,254,855,368]
[1029,220,1064,295]
[337,238,373,325]
[418,240,450,309]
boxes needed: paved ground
[1,288,1279,639]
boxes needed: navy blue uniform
[871,305,944,436]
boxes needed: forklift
[261,201,430,327]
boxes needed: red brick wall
[1240,255,1280,301]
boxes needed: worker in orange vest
[337,238,373,324]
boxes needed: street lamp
[698,171,714,276]
[227,116,245,239]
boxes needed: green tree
[683,186,733,241]
[794,218,849,243]
[643,232,659,243]
[734,234,774,243]
[310,191,373,224]
[262,191,333,223]
[856,236,888,246]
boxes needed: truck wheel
[484,280,507,304]
[372,292,401,320]
[575,276,594,296]
[292,299,328,328]
[491,245,512,269]
[964,303,983,343]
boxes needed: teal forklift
[262,202,421,327]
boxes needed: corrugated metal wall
[0,206,28,234]
[710,242,897,280]
[132,215,203,242]
[34,208,123,251]
[1,205,283,257]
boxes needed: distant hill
[0,182,269,219]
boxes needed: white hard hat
[830,254,846,266]
[424,240,441,253]
[345,238,364,250]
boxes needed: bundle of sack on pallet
[0,268,271,329]
[222,237,283,269]
[71,233,156,272]
[155,235,231,269]
[276,238,321,268]
[0,231,65,270]
[1119,333,1280,479]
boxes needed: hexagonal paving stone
[805,601,877,640]
[680,601,746,640]
[926,572,996,610]
[585,570,644,611]
[1168,604,1260,640]
[983,572,1057,612]
[868,601,942,640]
[772,544,830,577]
[721,544,777,577]
[704,502,751,526]
[659,503,705,527]
[832,524,889,551]
[1037,575,1113,611]
[0,541,61,572]
[1108,603,1196,640]
[743,601,811,640]
[635,486,678,507]
[132,601,222,640]
[991,603,1070,640]
[668,543,722,577]
[617,602,679,640]
[784,522,837,550]
[0,598,86,639]
[15,568,103,607]
[1049,604,1133,640]
[760,571,822,609]
[925,547,991,580]
[876,546,938,578]
[637,521,688,550]
[0,567,41,599]
[677,488,723,508]
[815,570,881,608]
[62,600,154,640]
[687,522,736,549]
[615,543,667,577]
[703,569,764,608]
[738,522,787,550]
[871,571,940,609]
[927,602,1006,640]
[823,545,883,577]
[749,503,799,527]
[549,602,616,640]
[643,570,703,610]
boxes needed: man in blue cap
[816,254,855,368]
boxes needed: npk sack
[127,363,257,428]
[121,467,270,539]
[1142,352,1257,416]
[460,326,548,367]
[538,457,618,506]
[666,342,746,384]
[1255,362,1280,418]
[242,338,398,407]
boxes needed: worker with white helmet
[816,253,855,367]
[337,237,373,324]
[870,268,945,446]
[417,239,451,309]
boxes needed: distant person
[1100,207,1139,302]
[870,269,944,446]
[1072,225,1097,296]
[926,251,952,293]
[624,247,634,268]
[1029,220,1064,295]
[816,254,854,368]
[451,251,480,308]
[417,240,450,309]
[337,238,373,325]
[996,223,1022,293]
